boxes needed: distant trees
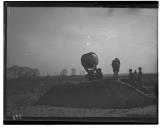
[7,65,40,79]
[71,68,76,76]
[79,70,85,76]
[7,65,19,78]
[7,65,87,79]
[32,68,40,77]
[60,69,68,76]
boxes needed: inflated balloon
[81,52,98,72]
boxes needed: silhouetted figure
[128,69,135,83]
[128,69,133,80]
[137,67,143,82]
[134,70,137,82]
[112,58,120,80]
[96,68,103,80]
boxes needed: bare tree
[7,65,40,79]
[32,68,40,77]
[60,69,68,76]
[71,68,76,76]
[7,65,20,78]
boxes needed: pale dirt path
[21,105,157,117]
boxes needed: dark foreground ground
[5,74,158,122]
[37,79,156,108]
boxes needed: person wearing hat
[112,58,120,80]
[137,67,143,82]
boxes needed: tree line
[7,65,40,79]
[7,65,85,79]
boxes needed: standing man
[128,69,133,81]
[128,69,135,83]
[137,67,143,82]
[134,70,137,82]
[112,58,120,80]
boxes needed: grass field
[5,74,158,120]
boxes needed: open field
[5,74,158,120]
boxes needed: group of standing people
[83,55,143,81]
[128,67,143,83]
[111,58,143,82]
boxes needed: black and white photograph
[4,1,158,124]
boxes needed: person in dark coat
[128,69,133,80]
[137,67,143,82]
[128,69,135,83]
[96,68,103,80]
[112,58,120,80]
[134,70,137,82]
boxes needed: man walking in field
[112,58,120,80]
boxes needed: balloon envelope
[81,52,98,70]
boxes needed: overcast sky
[7,7,158,75]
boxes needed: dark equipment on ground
[81,52,103,80]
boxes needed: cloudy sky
[7,7,158,75]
